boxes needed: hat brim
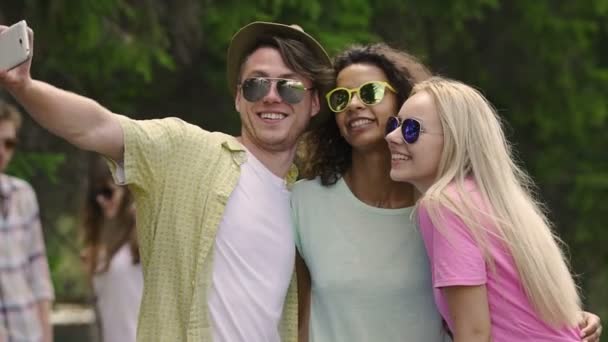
[226,21,332,128]
[226,21,332,97]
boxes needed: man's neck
[236,137,296,178]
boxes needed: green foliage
[21,0,175,111]
[45,214,90,303]
[6,152,65,183]
[1,0,606,320]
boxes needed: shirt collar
[285,164,299,189]
[221,136,247,166]
[220,136,299,188]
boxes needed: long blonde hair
[415,77,581,326]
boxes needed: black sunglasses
[385,116,427,144]
[97,187,114,199]
[240,77,313,104]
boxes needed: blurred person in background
[0,99,54,342]
[81,156,141,342]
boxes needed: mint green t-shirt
[291,177,450,342]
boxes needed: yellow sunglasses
[325,81,396,112]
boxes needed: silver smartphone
[0,20,31,72]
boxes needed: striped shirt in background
[0,174,54,342]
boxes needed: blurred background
[0,0,607,340]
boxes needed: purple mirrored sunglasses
[385,116,425,144]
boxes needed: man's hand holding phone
[0,20,34,92]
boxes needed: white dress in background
[93,243,143,342]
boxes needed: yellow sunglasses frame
[325,81,397,113]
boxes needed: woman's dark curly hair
[299,43,432,185]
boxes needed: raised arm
[0,24,124,161]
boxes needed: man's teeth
[260,113,286,120]
[392,154,411,161]
[350,119,373,128]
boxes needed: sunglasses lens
[277,80,306,104]
[242,78,270,102]
[402,119,421,143]
[385,116,400,136]
[327,89,350,112]
[359,82,386,105]
[98,187,114,199]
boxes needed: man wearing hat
[0,21,333,342]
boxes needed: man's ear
[235,90,241,112]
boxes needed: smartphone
[0,20,30,72]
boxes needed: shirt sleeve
[107,115,191,193]
[418,203,487,288]
[23,185,55,301]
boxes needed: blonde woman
[385,77,599,341]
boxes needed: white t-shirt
[93,243,143,342]
[208,151,295,342]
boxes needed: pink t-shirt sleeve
[418,204,487,288]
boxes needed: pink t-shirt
[417,181,580,341]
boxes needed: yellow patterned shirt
[109,115,298,342]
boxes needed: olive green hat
[226,21,332,96]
